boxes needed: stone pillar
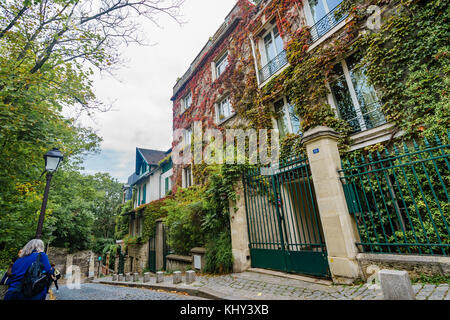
[156,271,164,283]
[229,180,251,272]
[301,126,361,284]
[118,274,124,281]
[173,271,181,284]
[114,254,119,274]
[143,272,151,282]
[133,272,139,282]
[65,254,73,280]
[185,270,196,284]
[125,273,131,282]
[155,219,165,271]
[88,252,95,278]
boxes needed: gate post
[155,218,165,271]
[229,180,251,272]
[302,126,361,284]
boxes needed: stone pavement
[94,271,450,300]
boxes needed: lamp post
[35,148,63,239]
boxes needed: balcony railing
[340,101,386,133]
[308,4,348,44]
[259,49,288,83]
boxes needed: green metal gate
[148,232,156,272]
[148,225,171,272]
[243,156,330,278]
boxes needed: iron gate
[148,225,171,272]
[243,156,330,277]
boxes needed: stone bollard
[118,274,124,281]
[125,273,131,282]
[173,271,182,284]
[186,270,196,284]
[379,270,416,300]
[143,272,151,283]
[133,273,139,282]
[112,274,118,281]
[156,271,164,283]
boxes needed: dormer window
[182,91,192,113]
[216,52,228,78]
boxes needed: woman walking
[3,239,54,300]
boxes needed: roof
[137,148,167,166]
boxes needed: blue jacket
[4,251,53,300]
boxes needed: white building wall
[148,167,161,202]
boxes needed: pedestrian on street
[49,263,61,293]
[3,239,54,300]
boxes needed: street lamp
[35,148,63,239]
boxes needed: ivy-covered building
[168,0,449,281]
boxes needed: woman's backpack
[21,253,49,297]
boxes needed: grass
[410,274,450,285]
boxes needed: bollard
[125,273,131,282]
[118,274,124,281]
[112,274,118,281]
[185,270,196,284]
[173,271,182,284]
[133,273,139,282]
[379,269,416,300]
[143,272,151,283]
[156,271,164,283]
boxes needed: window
[259,23,287,83]
[183,126,192,147]
[329,54,385,133]
[217,96,234,122]
[304,0,346,43]
[142,183,146,205]
[263,25,284,63]
[274,97,301,137]
[183,166,192,188]
[182,91,192,112]
[216,53,228,78]
[165,177,170,195]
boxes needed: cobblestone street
[55,283,204,300]
[95,271,450,300]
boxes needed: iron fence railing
[308,4,348,44]
[339,133,450,256]
[259,49,288,83]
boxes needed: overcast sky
[80,0,238,183]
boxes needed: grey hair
[20,239,45,257]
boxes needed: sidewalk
[92,270,450,300]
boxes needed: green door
[244,156,330,278]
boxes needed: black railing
[259,49,288,83]
[340,101,386,133]
[308,4,348,44]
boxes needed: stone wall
[125,241,149,274]
[357,253,450,281]
[47,247,99,282]
[166,254,192,272]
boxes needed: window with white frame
[274,97,301,137]
[303,0,346,43]
[183,166,192,188]
[181,91,192,113]
[217,96,234,123]
[183,126,192,147]
[258,23,287,83]
[215,52,228,78]
[329,54,385,133]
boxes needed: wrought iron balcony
[308,4,348,44]
[259,49,288,83]
[340,101,386,133]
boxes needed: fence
[340,133,449,256]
